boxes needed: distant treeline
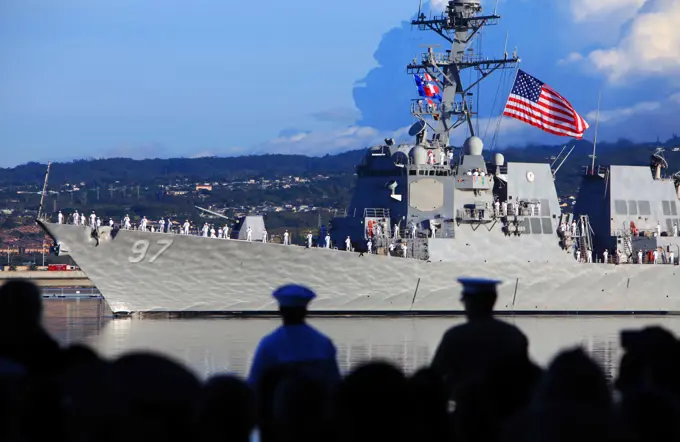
[1,137,679,197]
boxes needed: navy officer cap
[458,277,501,296]
[273,284,316,308]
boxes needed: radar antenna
[408,0,520,147]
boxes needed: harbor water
[43,298,680,380]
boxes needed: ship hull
[39,223,680,314]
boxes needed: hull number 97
[128,239,174,263]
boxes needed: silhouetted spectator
[431,277,530,400]
[614,327,680,441]
[0,279,61,376]
[334,361,411,442]
[505,348,613,442]
[197,375,256,442]
[248,285,341,391]
[270,372,330,442]
[407,367,450,441]
[110,352,201,442]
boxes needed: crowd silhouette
[1,277,680,442]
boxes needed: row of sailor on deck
[574,247,676,265]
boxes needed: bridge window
[671,201,678,216]
[522,218,531,234]
[530,218,542,234]
[614,200,627,215]
[662,201,671,216]
[638,200,651,215]
[540,199,550,216]
[627,200,638,215]
[541,217,553,234]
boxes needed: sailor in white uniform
[536,201,542,215]
[637,250,643,264]
[223,225,229,239]
[183,220,190,235]
[571,221,577,237]
[108,218,114,227]
[306,232,313,248]
[57,211,63,224]
[430,222,437,238]
[576,249,581,262]
[345,236,351,251]
[394,224,400,239]
[140,216,148,231]
[656,222,661,237]
[262,228,268,243]
[411,223,417,239]
[247,285,341,391]
[674,223,678,237]
[96,217,101,227]
[367,239,372,254]
[493,200,500,217]
[325,234,330,248]
[670,250,675,265]
[603,249,608,264]
[80,213,86,226]
[202,223,209,237]
[376,224,382,237]
[246,226,252,241]
[653,249,658,264]
[124,215,131,230]
[283,230,289,245]
[73,210,79,225]
[439,150,445,165]
[89,211,97,228]
[501,201,507,216]
[447,150,453,166]
[388,243,395,256]
[159,218,165,232]
[210,226,216,238]
[586,248,592,263]
[218,227,223,238]
[401,243,408,257]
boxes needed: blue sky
[1,0,679,166]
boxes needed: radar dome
[494,153,505,166]
[410,145,428,165]
[463,136,484,156]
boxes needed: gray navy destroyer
[38,0,680,314]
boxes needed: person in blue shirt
[248,284,341,390]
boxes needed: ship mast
[408,0,520,147]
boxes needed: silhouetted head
[537,347,610,408]
[336,361,410,442]
[0,279,43,330]
[273,284,316,325]
[458,277,499,319]
[198,375,255,442]
[111,352,201,442]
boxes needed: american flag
[503,70,589,139]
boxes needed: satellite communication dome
[494,153,505,166]
[410,145,428,165]
[463,136,484,156]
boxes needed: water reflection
[42,300,680,381]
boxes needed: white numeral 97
[128,239,174,263]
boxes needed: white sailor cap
[458,277,501,296]
[272,284,316,308]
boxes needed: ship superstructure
[330,0,570,264]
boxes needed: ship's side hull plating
[41,223,680,314]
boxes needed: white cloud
[670,92,680,105]
[586,101,662,123]
[557,52,584,65]
[569,0,645,21]
[587,0,680,82]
